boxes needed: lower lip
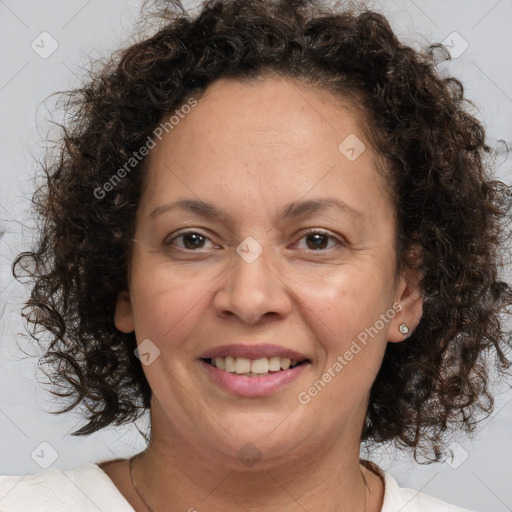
[200,360,310,397]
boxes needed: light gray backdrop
[0,1,511,511]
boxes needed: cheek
[285,265,395,410]
[287,262,394,348]
[286,267,393,427]
[131,283,198,341]
[129,257,223,342]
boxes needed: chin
[196,418,314,465]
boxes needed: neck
[128,402,383,512]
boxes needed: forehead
[139,75,392,225]
[166,75,369,156]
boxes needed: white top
[0,462,476,511]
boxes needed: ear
[114,290,135,333]
[388,257,423,343]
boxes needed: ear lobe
[114,290,135,333]
[388,265,423,343]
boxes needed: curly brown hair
[12,0,512,462]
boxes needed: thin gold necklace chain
[129,454,155,512]
[129,454,369,512]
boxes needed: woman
[1,0,511,511]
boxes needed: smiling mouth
[202,356,310,377]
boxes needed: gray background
[0,1,511,511]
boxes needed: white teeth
[235,357,251,374]
[208,355,303,375]
[224,356,236,372]
[251,357,270,374]
[268,356,281,371]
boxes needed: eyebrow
[149,197,365,223]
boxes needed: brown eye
[305,233,329,250]
[295,230,343,251]
[165,231,219,251]
[180,233,207,250]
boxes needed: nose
[212,242,292,324]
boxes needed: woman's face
[115,76,422,466]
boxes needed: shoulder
[377,466,477,512]
[0,462,134,512]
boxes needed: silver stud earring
[399,323,410,336]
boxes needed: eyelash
[165,228,344,252]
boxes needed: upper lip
[200,343,310,362]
